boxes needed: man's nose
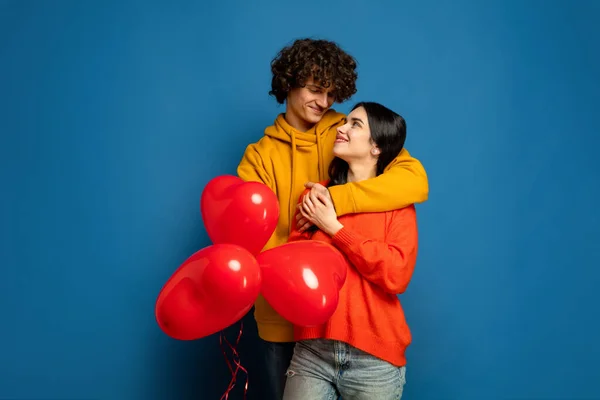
[315,92,329,107]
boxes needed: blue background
[1,0,599,399]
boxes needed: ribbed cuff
[332,227,360,250]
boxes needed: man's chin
[306,112,325,123]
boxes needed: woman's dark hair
[328,102,407,187]
[269,38,358,104]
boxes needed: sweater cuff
[332,226,361,250]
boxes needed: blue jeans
[263,340,296,400]
[282,339,407,400]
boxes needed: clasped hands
[296,182,343,236]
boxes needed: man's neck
[284,112,314,132]
[347,161,377,183]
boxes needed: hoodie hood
[265,109,343,145]
[264,109,344,179]
[264,109,344,233]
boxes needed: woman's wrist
[323,220,343,237]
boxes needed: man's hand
[296,182,335,232]
[296,209,312,232]
[304,182,333,202]
[297,183,343,236]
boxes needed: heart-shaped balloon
[200,175,279,256]
[257,240,348,327]
[155,244,261,340]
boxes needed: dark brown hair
[269,38,358,104]
[328,102,407,186]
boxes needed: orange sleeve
[330,205,418,294]
[287,188,313,242]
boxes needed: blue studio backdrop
[1,0,599,399]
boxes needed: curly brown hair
[269,38,358,104]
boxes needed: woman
[282,102,419,400]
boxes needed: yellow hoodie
[237,109,428,342]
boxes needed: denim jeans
[282,339,406,400]
[263,340,296,400]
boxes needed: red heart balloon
[155,244,261,340]
[257,240,348,327]
[200,175,279,256]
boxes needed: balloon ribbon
[219,321,248,400]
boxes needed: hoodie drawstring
[316,132,325,181]
[288,130,326,234]
[277,111,338,234]
[288,133,297,234]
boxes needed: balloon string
[219,321,248,400]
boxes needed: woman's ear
[371,147,381,156]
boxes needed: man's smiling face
[285,76,336,132]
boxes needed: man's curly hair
[269,38,358,104]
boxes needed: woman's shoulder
[391,204,416,216]
[386,204,418,233]
[351,204,415,219]
[388,204,417,223]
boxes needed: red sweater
[288,189,419,367]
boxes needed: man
[237,38,428,399]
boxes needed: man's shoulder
[322,108,347,127]
[242,134,281,154]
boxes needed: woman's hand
[299,186,343,236]
[296,182,334,232]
